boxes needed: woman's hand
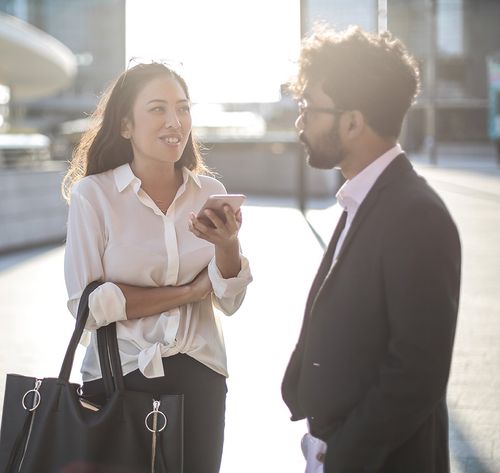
[188,205,241,248]
[189,206,242,279]
[189,267,213,301]
[117,268,212,319]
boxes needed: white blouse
[64,163,252,382]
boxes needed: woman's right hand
[189,267,213,302]
[116,267,213,320]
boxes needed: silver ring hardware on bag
[22,379,42,411]
[77,385,84,396]
[145,399,167,433]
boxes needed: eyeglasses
[297,98,346,122]
[120,57,185,88]
[125,56,184,71]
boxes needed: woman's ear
[121,117,131,139]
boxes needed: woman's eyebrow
[146,99,189,105]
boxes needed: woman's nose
[164,110,181,128]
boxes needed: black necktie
[304,210,348,316]
[322,209,348,270]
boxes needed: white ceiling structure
[0,12,77,100]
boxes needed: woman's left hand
[189,205,241,279]
[188,205,241,248]
[189,205,242,279]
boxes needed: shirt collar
[113,163,139,192]
[336,144,402,214]
[182,166,202,189]
[113,163,202,193]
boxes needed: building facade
[390,0,500,147]
[305,0,500,147]
[0,0,125,135]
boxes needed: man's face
[295,82,347,170]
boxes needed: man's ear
[344,110,365,139]
[121,117,132,139]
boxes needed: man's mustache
[298,131,310,148]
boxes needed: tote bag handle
[97,322,125,398]
[58,281,127,397]
[58,281,103,381]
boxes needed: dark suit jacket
[282,155,461,473]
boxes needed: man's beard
[299,123,346,170]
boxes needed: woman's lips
[159,134,182,145]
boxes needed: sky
[126,0,301,104]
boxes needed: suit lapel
[312,154,415,309]
[304,209,347,317]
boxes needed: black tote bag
[0,282,184,473]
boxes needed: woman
[62,62,252,473]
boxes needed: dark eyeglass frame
[297,98,346,121]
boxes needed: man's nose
[295,114,304,131]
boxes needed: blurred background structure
[0,0,124,136]
[1,0,500,252]
[1,2,500,472]
[0,0,124,252]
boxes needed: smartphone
[196,194,246,227]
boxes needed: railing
[0,133,51,168]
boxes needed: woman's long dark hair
[62,62,208,201]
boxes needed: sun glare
[126,0,300,104]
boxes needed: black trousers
[83,354,227,473]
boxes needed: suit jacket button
[313,362,320,367]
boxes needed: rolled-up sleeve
[208,254,252,315]
[64,188,127,331]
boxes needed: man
[282,26,461,473]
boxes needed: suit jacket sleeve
[282,342,307,421]
[325,201,461,471]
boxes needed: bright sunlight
[126,0,300,104]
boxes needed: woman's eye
[178,106,191,114]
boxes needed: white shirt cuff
[208,254,252,299]
[88,282,127,329]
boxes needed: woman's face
[122,75,192,166]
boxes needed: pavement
[0,146,499,473]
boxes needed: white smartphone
[196,194,246,227]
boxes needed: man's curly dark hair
[291,26,421,138]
